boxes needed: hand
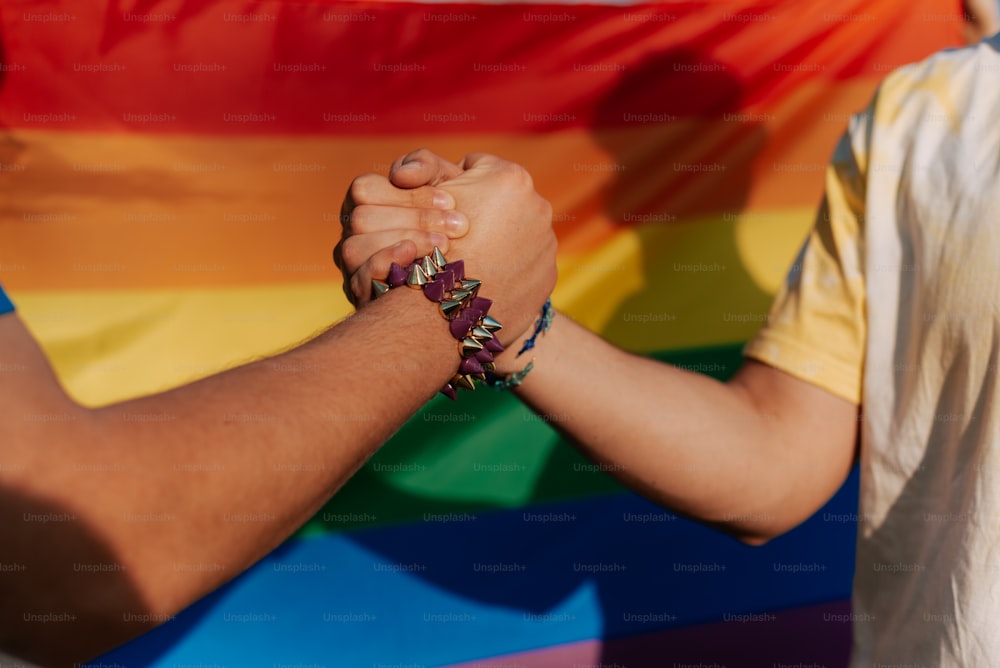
[338,149,558,353]
[334,150,468,307]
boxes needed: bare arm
[338,150,859,546]
[508,313,859,544]
[0,154,556,666]
[0,291,455,665]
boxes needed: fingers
[336,151,468,308]
[336,150,546,313]
[344,241,436,308]
[342,174,455,227]
[338,229,449,279]
[389,149,463,189]
[336,203,467,291]
[350,204,468,238]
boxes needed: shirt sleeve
[742,115,869,405]
[0,283,14,316]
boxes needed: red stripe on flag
[1,0,959,135]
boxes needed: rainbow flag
[0,1,960,665]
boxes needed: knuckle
[515,163,535,189]
[497,161,534,191]
[410,185,436,208]
[395,238,418,258]
[349,173,382,204]
[339,238,363,271]
[538,197,553,223]
[495,160,519,177]
[350,205,378,232]
[417,207,440,231]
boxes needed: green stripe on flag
[298,343,745,537]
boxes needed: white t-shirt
[745,35,1000,667]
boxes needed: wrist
[339,286,456,390]
[371,248,506,399]
[486,299,554,388]
[491,329,532,375]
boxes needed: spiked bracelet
[372,247,504,400]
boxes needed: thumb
[389,148,463,189]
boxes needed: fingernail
[444,211,467,233]
[396,160,421,171]
[432,189,455,209]
[429,233,448,247]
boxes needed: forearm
[2,288,457,663]
[511,313,856,543]
[89,290,454,596]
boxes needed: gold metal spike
[471,326,493,340]
[431,247,447,270]
[472,372,487,381]
[454,374,477,391]
[461,337,485,356]
[420,255,437,278]
[481,316,503,332]
[371,280,390,299]
[440,299,463,319]
[482,363,497,373]
[406,263,429,287]
[450,288,473,303]
[459,279,482,292]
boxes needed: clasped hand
[336,149,558,367]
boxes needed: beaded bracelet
[485,298,553,390]
[372,247,504,400]
[516,298,554,356]
[485,360,534,391]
